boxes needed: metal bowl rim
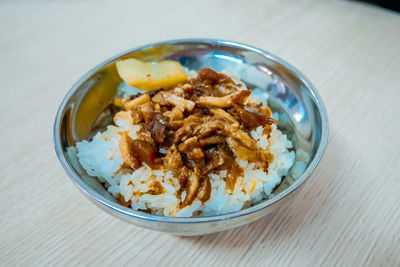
[54,38,329,224]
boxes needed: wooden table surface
[1,0,399,266]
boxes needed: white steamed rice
[72,74,297,217]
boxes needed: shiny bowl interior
[54,39,328,236]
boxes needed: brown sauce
[225,162,243,192]
[148,180,166,195]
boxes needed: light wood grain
[1,0,399,266]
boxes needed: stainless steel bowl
[54,39,328,236]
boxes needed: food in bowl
[69,59,295,217]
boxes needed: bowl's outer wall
[54,39,328,235]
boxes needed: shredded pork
[113,67,277,207]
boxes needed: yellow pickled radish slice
[116,58,187,91]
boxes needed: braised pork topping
[114,68,277,206]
